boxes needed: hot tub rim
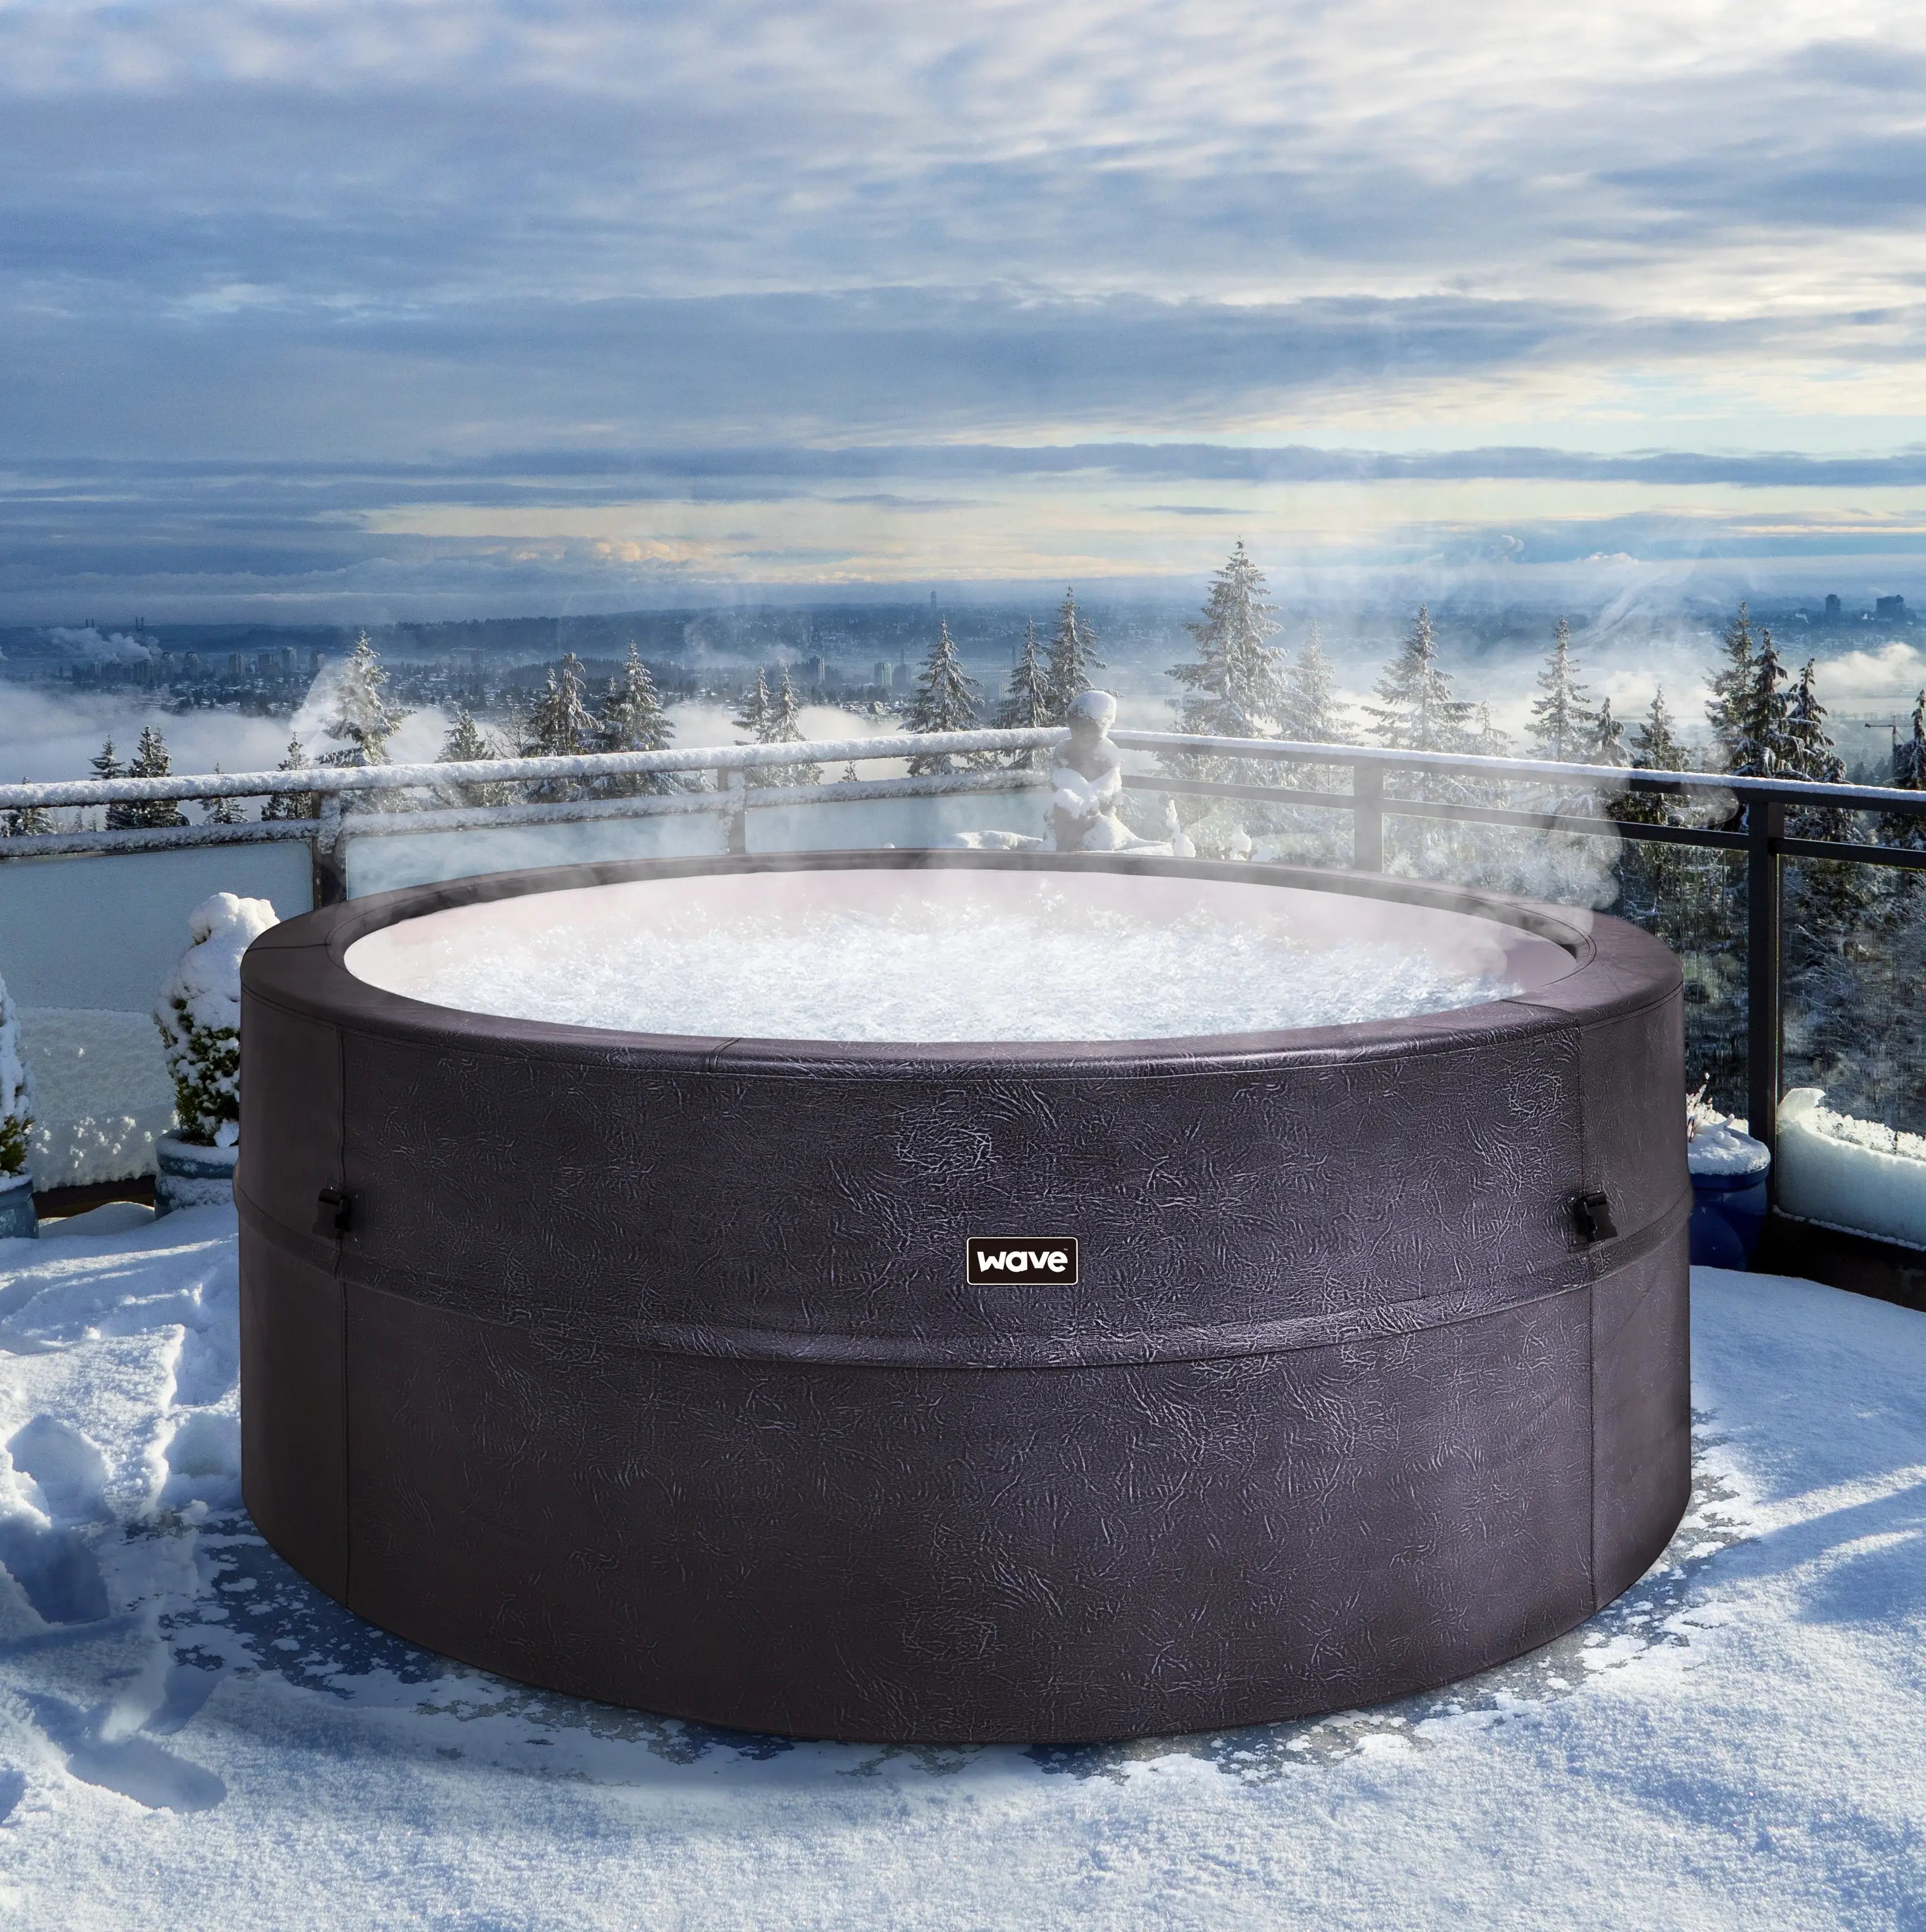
[245,849,1671,1076]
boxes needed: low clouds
[4,3,1926,608]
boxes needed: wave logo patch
[966,1236,1078,1285]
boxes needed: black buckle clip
[1572,1191,1617,1244]
[315,1186,352,1236]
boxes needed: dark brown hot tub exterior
[237,850,1689,1744]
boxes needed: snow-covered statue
[950,689,1194,856]
[1050,690,1133,852]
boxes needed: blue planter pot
[0,1171,36,1240]
[1689,1166,1770,1269]
[154,1135,238,1217]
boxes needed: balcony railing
[5,724,1926,1185]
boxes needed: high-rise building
[1825,593,1841,622]
[1876,594,1907,622]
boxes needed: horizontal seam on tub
[238,1187,1689,1370]
[240,989,1625,1079]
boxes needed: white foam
[345,870,1564,1043]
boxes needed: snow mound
[1688,1119,1771,1178]
[1777,1086,1926,1250]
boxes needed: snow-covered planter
[1686,1095,1771,1269]
[0,973,36,1239]
[1777,1088,1926,1252]
[152,893,278,1215]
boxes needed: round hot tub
[237,850,1689,1743]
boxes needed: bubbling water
[345,869,1574,1044]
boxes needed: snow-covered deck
[0,1211,1920,1928]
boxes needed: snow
[0,1219,1922,1926]
[0,978,30,1176]
[17,1011,173,1189]
[345,870,1552,1043]
[1777,1086,1926,1251]
[1688,1120,1772,1178]
[152,894,278,1151]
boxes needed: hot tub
[237,850,1689,1743]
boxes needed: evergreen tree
[2,784,51,838]
[122,726,188,828]
[1884,690,1926,850]
[596,644,677,795]
[997,620,1051,728]
[1529,618,1596,761]
[766,668,820,786]
[1590,696,1626,767]
[1632,687,1685,773]
[1280,620,1344,743]
[1786,659,1845,784]
[92,737,136,831]
[436,708,508,808]
[322,632,406,768]
[1706,602,1757,769]
[733,669,771,742]
[1470,704,1512,758]
[202,767,246,826]
[1045,588,1104,722]
[1168,542,1286,738]
[261,735,318,821]
[521,653,595,800]
[1728,629,1796,778]
[905,620,981,775]
[1366,606,1472,753]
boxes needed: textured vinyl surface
[238,851,1691,1742]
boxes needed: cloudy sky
[6,0,1926,617]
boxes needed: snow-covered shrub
[0,972,33,1176]
[153,893,279,1148]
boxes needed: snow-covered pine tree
[123,726,188,828]
[1366,606,1472,754]
[2,784,51,838]
[202,768,246,826]
[521,653,595,801]
[1728,629,1796,778]
[1045,589,1104,723]
[765,668,820,786]
[1782,656,1853,850]
[1633,687,1685,772]
[1168,542,1286,739]
[92,736,136,830]
[596,644,678,796]
[1471,704,1512,757]
[1529,618,1596,761]
[260,735,318,821]
[436,708,509,808]
[1706,604,1757,769]
[321,632,406,769]
[995,620,1054,768]
[905,620,981,776]
[1883,690,1926,850]
[1590,697,1626,767]
[1786,659,1845,785]
[733,669,771,741]
[1279,620,1344,744]
[733,669,774,787]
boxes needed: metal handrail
[6,720,1926,1184]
